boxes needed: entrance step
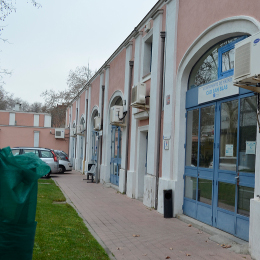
[104,182,119,191]
[177,214,249,255]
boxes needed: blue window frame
[218,36,247,79]
[187,36,248,109]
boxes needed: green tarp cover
[0,146,50,260]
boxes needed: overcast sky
[1,0,158,104]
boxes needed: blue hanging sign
[198,76,238,104]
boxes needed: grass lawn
[33,179,109,260]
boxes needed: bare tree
[41,65,93,108]
[41,65,93,127]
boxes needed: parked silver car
[54,150,72,173]
[11,147,59,178]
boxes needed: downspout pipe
[155,31,166,210]
[100,85,105,165]
[124,60,134,193]
[97,85,105,183]
[83,99,88,173]
[75,107,78,161]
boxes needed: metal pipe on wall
[124,60,134,193]
[83,98,88,173]
[155,31,166,210]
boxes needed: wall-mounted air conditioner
[144,21,151,33]
[55,128,65,138]
[234,32,260,85]
[76,125,83,134]
[110,106,123,124]
[131,83,146,106]
[94,116,101,131]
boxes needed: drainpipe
[155,31,166,210]
[75,107,78,163]
[124,60,134,193]
[83,99,88,173]
[96,85,105,183]
[100,85,105,165]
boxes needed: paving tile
[53,171,252,260]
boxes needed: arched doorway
[110,96,123,186]
[183,36,256,241]
[91,109,99,163]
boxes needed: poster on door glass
[225,144,233,157]
[246,141,256,155]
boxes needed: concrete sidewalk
[53,171,252,260]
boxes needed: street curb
[53,178,116,260]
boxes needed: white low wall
[126,170,136,198]
[143,174,156,208]
[249,198,260,260]
[100,164,110,183]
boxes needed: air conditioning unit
[144,21,151,33]
[234,32,260,85]
[94,116,101,131]
[55,128,65,138]
[131,83,146,106]
[110,106,123,124]
[76,125,83,134]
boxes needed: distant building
[0,104,69,153]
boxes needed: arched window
[188,36,247,90]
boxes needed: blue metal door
[91,131,98,163]
[184,94,256,241]
[80,136,83,170]
[110,126,121,186]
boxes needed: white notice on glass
[225,144,233,157]
[246,141,256,155]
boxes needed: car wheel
[59,165,65,174]
[42,171,51,178]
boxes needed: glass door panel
[219,100,238,171]
[199,105,215,168]
[239,95,257,173]
[198,179,212,205]
[186,109,199,167]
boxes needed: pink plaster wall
[131,38,136,61]
[0,111,10,125]
[72,103,76,123]
[0,126,69,154]
[139,119,149,127]
[16,113,33,126]
[79,91,86,116]
[39,114,45,127]
[162,6,166,32]
[108,49,126,101]
[177,0,260,70]
[90,76,100,109]
[66,108,70,126]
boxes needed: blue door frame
[184,93,256,241]
[110,126,121,186]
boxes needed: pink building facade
[67,1,260,257]
[0,107,69,154]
